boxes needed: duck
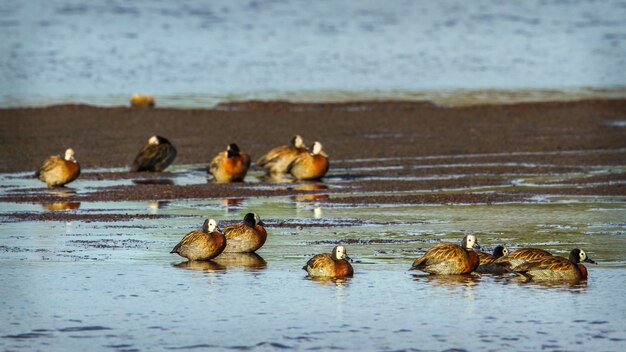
[479,247,554,274]
[256,135,308,175]
[477,245,509,264]
[287,141,329,181]
[170,219,227,261]
[130,94,155,108]
[131,135,177,172]
[513,249,596,281]
[222,213,267,253]
[303,245,354,278]
[410,234,481,275]
[36,148,81,187]
[208,143,251,182]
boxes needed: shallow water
[1,155,625,351]
[1,0,626,107]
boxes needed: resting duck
[475,245,509,273]
[208,143,251,182]
[256,135,308,174]
[287,141,329,180]
[131,135,177,172]
[478,247,554,274]
[303,245,354,278]
[170,219,227,261]
[130,94,155,108]
[410,235,481,275]
[513,248,596,281]
[36,148,81,187]
[222,213,267,253]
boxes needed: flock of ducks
[35,134,330,186]
[35,135,596,283]
[170,219,595,282]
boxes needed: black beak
[584,257,597,264]
[258,220,266,227]
[345,254,353,262]
[473,243,481,250]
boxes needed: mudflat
[1,99,625,207]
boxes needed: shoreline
[2,86,626,110]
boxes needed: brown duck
[287,141,329,181]
[479,247,554,274]
[208,143,251,182]
[410,234,481,275]
[170,219,226,261]
[131,135,177,172]
[514,248,596,281]
[303,245,354,278]
[36,148,81,187]
[223,213,267,253]
[256,135,308,175]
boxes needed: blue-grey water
[1,155,625,351]
[1,0,626,107]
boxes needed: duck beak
[258,220,266,227]
[345,254,353,262]
[473,242,481,250]
[584,257,597,264]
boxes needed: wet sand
[1,99,625,209]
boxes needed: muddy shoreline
[1,99,625,210]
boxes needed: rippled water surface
[1,0,626,107]
[1,157,625,351]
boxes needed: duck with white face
[303,245,354,278]
[131,135,177,172]
[410,234,481,275]
[170,218,227,261]
[256,134,309,175]
[513,248,597,282]
[36,148,81,187]
[287,141,329,181]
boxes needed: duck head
[570,249,596,264]
[227,143,240,158]
[64,148,76,162]
[493,245,509,257]
[332,245,351,261]
[461,234,480,250]
[202,218,220,233]
[292,135,306,149]
[311,141,328,157]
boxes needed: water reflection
[148,200,170,212]
[221,198,245,208]
[258,174,294,183]
[41,202,81,211]
[507,275,589,292]
[45,188,76,197]
[306,276,352,287]
[173,260,226,271]
[213,253,267,270]
[412,274,481,287]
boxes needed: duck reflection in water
[41,202,81,211]
[45,188,77,198]
[411,273,481,287]
[174,260,226,271]
[307,276,352,287]
[221,198,245,208]
[213,252,267,271]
